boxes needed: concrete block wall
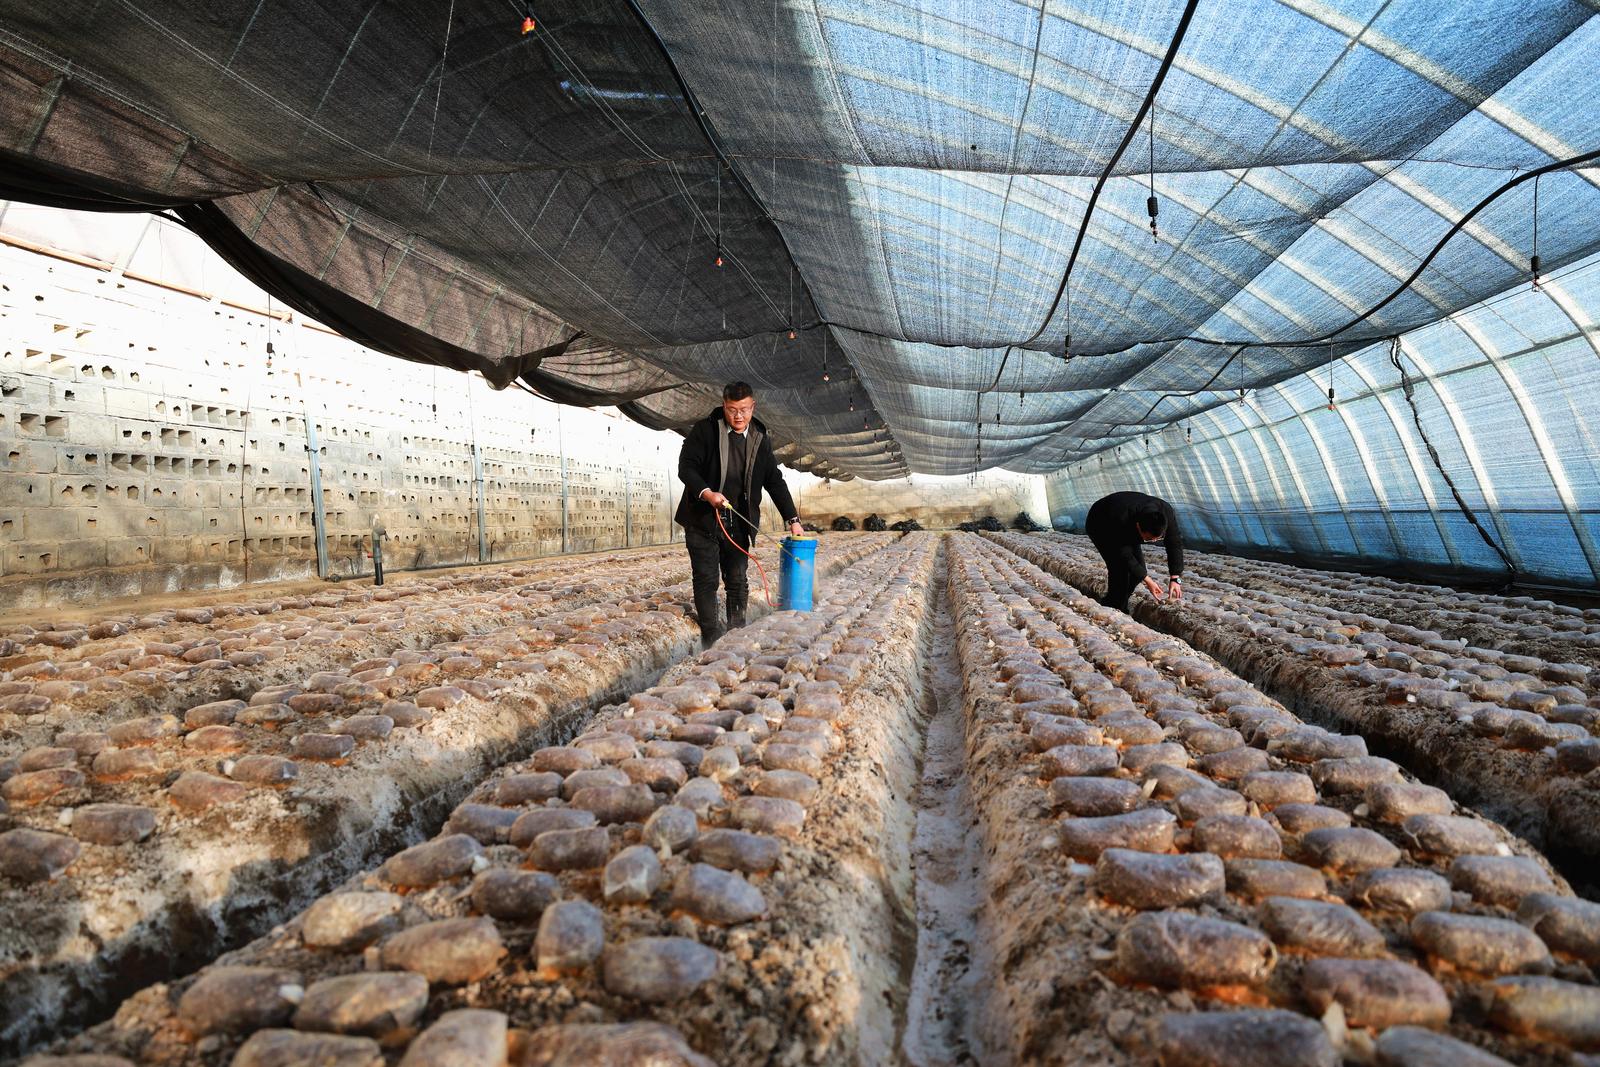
[0,239,679,609]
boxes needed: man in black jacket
[676,382,805,647]
[1084,490,1185,613]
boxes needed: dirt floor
[6,531,1600,1066]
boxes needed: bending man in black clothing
[1084,491,1185,614]
[675,382,805,648]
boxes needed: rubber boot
[725,593,747,632]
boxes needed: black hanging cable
[1022,0,1199,347]
[1387,337,1517,580]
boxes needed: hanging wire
[1147,100,1160,240]
[427,0,456,164]
[1387,337,1517,581]
[1022,0,1198,348]
[1062,280,1073,360]
[1530,173,1543,292]
[713,165,723,268]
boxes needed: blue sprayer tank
[778,535,817,611]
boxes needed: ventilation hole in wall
[64,390,75,401]
[126,487,138,500]
[0,520,9,533]
[146,516,158,527]
[61,485,75,500]
[129,371,139,382]
[86,518,96,529]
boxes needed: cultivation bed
[950,535,1598,1066]
[0,535,895,1057]
[993,533,1600,893]
[34,535,940,1066]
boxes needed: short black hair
[1136,508,1167,538]
[722,381,753,402]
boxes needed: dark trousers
[1093,538,1144,614]
[684,522,750,642]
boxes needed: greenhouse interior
[1,0,1598,1064]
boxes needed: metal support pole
[471,440,488,563]
[557,406,569,554]
[305,412,330,578]
[623,440,632,549]
[467,379,487,563]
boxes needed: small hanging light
[1530,173,1543,293]
[1326,360,1337,410]
[713,165,724,268]
[787,328,796,340]
[520,5,536,34]
[1184,425,1192,444]
[1146,102,1160,240]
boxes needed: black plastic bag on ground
[831,515,857,531]
[1012,511,1045,532]
[890,518,923,532]
[863,513,887,531]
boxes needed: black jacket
[674,410,799,534]
[1085,491,1184,578]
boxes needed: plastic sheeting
[1046,250,1600,589]
[1,0,1599,482]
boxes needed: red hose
[715,505,776,609]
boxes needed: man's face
[723,396,755,433]
[1137,524,1162,543]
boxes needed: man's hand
[700,489,729,509]
[1168,577,1183,602]
[1143,576,1166,602]
[788,521,804,538]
